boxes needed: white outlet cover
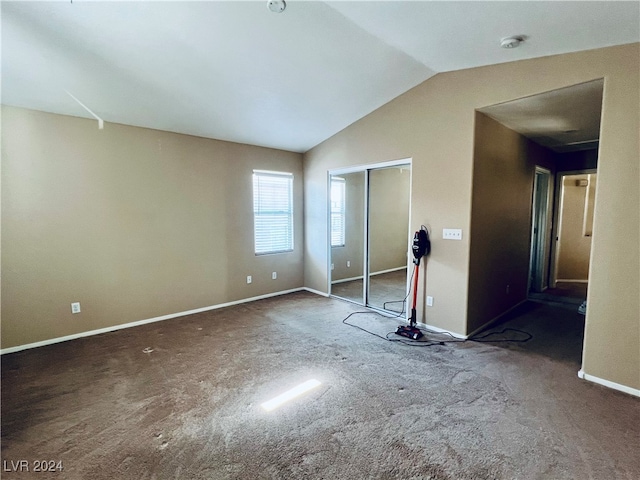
[71,302,81,313]
[426,296,434,306]
[272,272,277,279]
[247,276,252,284]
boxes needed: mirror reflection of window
[330,178,345,247]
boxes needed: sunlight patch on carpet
[261,379,321,411]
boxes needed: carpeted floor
[544,281,588,299]
[529,281,588,307]
[2,292,638,479]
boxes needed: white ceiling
[479,79,604,153]
[2,1,639,153]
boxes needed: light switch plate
[443,228,462,240]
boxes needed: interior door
[529,168,551,293]
[552,172,597,286]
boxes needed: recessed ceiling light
[267,0,286,13]
[500,36,525,49]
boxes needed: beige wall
[468,113,555,333]
[369,166,410,273]
[1,106,304,349]
[556,175,593,281]
[303,44,639,390]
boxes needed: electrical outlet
[443,228,463,240]
[331,263,334,270]
[272,272,277,280]
[426,296,434,307]
[347,260,351,267]
[247,276,252,284]
[71,302,81,314]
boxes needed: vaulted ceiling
[2,1,639,153]
[480,79,604,153]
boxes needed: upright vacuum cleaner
[395,226,431,340]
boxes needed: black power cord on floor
[341,310,533,347]
[381,265,415,314]
[381,299,406,313]
[469,328,533,343]
[342,311,452,347]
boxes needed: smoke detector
[500,36,525,49]
[267,0,286,13]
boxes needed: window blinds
[253,171,294,255]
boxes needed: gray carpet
[2,293,638,479]
[529,281,588,307]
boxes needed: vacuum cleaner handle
[412,228,431,265]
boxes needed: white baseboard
[578,370,640,397]
[1,288,305,355]
[331,275,364,284]
[332,266,407,284]
[466,299,529,339]
[417,321,467,339]
[370,266,407,276]
[303,287,329,297]
[556,279,589,283]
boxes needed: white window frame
[330,177,346,247]
[253,170,294,255]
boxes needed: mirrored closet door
[329,171,366,305]
[328,161,411,314]
[367,166,411,312]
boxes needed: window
[253,170,294,255]
[330,177,345,247]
